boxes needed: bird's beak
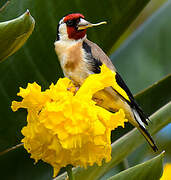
[77,18,107,30]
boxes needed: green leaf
[108,152,164,180]
[111,1,171,94]
[56,102,171,180]
[0,10,35,62]
[135,74,171,116]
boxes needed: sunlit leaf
[108,151,164,180]
[0,10,35,62]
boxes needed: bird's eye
[76,18,80,23]
[66,20,74,26]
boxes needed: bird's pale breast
[55,40,92,85]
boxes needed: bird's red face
[57,13,107,41]
[63,13,86,40]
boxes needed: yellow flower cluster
[160,163,171,180]
[11,64,127,177]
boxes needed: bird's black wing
[82,41,102,73]
[115,72,149,125]
[83,39,149,125]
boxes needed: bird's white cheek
[59,23,69,41]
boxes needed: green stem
[0,143,23,156]
[0,1,10,12]
[66,165,75,180]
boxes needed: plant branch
[0,143,23,156]
[0,1,10,12]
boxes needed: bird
[54,13,158,152]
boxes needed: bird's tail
[138,125,158,152]
[132,109,158,152]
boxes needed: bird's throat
[67,26,86,40]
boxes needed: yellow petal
[11,64,127,177]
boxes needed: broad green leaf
[135,74,171,116]
[56,102,171,180]
[0,10,35,62]
[111,0,171,94]
[108,152,164,180]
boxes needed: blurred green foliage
[112,1,171,93]
[0,0,170,180]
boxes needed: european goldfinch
[54,13,158,152]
